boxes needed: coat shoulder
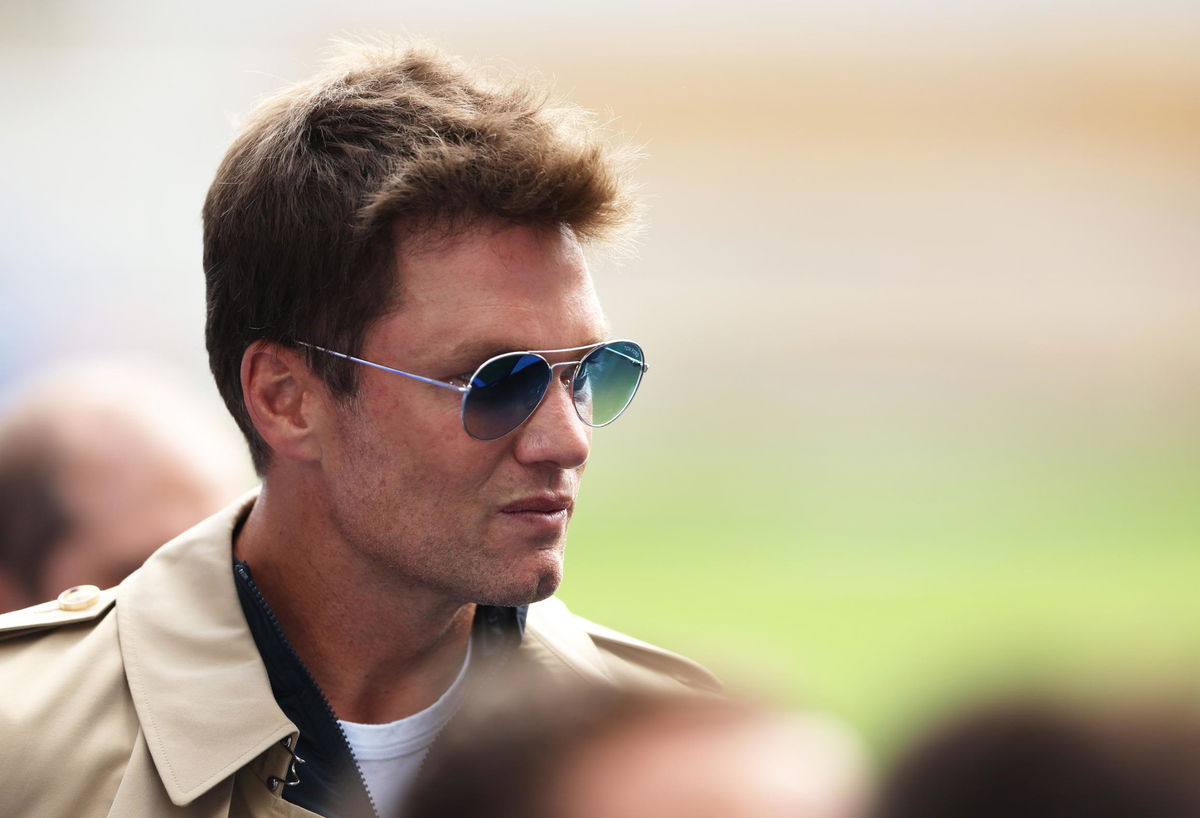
[0,585,138,816]
[524,596,721,693]
[0,584,127,699]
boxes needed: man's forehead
[394,219,586,280]
[374,291,611,366]
[379,220,611,360]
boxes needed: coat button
[57,584,102,611]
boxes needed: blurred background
[2,0,1197,759]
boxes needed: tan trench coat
[0,491,717,818]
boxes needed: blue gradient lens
[573,341,645,427]
[462,353,550,440]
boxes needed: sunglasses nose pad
[462,354,551,440]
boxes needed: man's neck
[234,478,476,724]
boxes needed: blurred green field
[558,410,1200,758]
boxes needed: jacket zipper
[235,563,380,818]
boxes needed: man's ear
[240,341,326,466]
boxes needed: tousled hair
[203,41,639,472]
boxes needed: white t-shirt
[338,637,473,817]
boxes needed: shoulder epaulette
[0,584,118,644]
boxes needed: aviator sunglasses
[297,340,647,441]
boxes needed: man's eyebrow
[446,335,610,363]
[446,340,522,364]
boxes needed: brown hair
[203,41,639,472]
[875,697,1200,818]
[404,673,736,818]
[0,424,70,600]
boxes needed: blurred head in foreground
[404,677,868,818]
[875,695,1200,818]
[0,359,251,610]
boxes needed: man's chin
[476,566,562,607]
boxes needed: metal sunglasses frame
[295,339,647,440]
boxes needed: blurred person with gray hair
[0,40,717,818]
[0,359,251,612]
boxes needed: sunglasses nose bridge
[547,359,585,408]
[547,358,581,378]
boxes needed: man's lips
[500,495,574,515]
[499,495,574,535]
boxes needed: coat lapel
[117,489,295,807]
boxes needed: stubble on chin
[471,547,565,608]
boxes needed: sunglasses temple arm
[297,343,468,393]
[606,347,648,371]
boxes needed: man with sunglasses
[0,41,716,818]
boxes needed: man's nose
[511,374,591,469]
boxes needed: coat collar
[116,489,294,806]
